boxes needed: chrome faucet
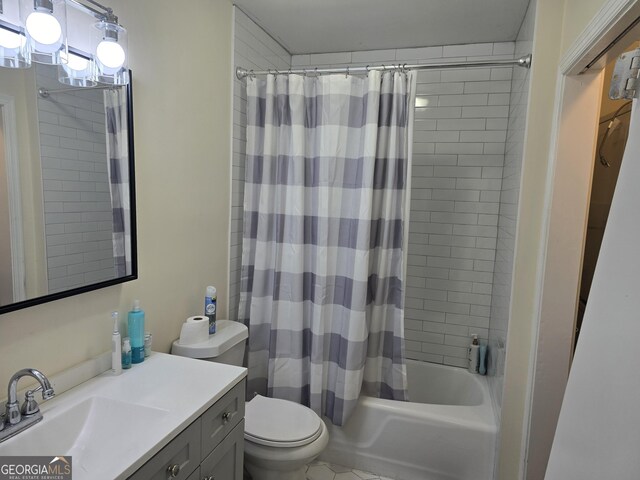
[0,368,55,443]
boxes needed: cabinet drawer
[129,419,201,480]
[185,467,200,480]
[201,379,245,460]
[201,420,245,480]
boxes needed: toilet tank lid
[171,320,248,358]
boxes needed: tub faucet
[0,368,55,443]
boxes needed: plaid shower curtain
[239,71,415,425]
[104,89,131,277]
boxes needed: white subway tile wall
[229,8,292,320]
[36,64,115,294]
[291,43,515,368]
[229,18,520,368]
[488,4,534,418]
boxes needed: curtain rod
[236,54,532,80]
[38,85,119,98]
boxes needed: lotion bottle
[111,311,122,375]
[468,334,480,374]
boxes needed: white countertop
[0,353,247,479]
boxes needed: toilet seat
[245,395,323,448]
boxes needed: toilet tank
[171,320,248,366]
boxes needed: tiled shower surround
[290,44,515,367]
[230,8,522,369]
[229,9,291,320]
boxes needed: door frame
[0,92,26,302]
[525,0,640,478]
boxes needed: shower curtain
[104,89,131,277]
[239,70,415,425]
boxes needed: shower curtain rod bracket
[236,54,532,80]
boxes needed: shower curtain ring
[346,66,349,78]
[314,67,318,76]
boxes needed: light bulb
[0,28,24,50]
[26,11,62,48]
[66,53,89,71]
[96,39,124,72]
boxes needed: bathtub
[321,360,497,480]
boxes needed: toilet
[171,320,328,480]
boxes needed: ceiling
[234,0,532,55]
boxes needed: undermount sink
[0,396,168,474]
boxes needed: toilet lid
[244,395,323,447]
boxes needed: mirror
[0,63,136,314]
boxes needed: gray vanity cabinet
[201,421,244,479]
[129,379,245,480]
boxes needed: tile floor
[306,460,394,480]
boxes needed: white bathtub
[321,360,497,480]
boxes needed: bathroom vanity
[0,353,247,480]
[129,377,245,480]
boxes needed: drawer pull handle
[203,477,214,480]
[221,411,231,423]
[167,463,181,478]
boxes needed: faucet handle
[20,386,54,417]
[21,388,41,416]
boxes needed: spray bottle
[205,286,217,334]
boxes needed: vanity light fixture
[0,0,30,67]
[0,0,128,85]
[20,0,67,65]
[58,48,95,86]
[0,22,29,67]
[93,15,127,85]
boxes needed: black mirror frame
[0,70,138,315]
